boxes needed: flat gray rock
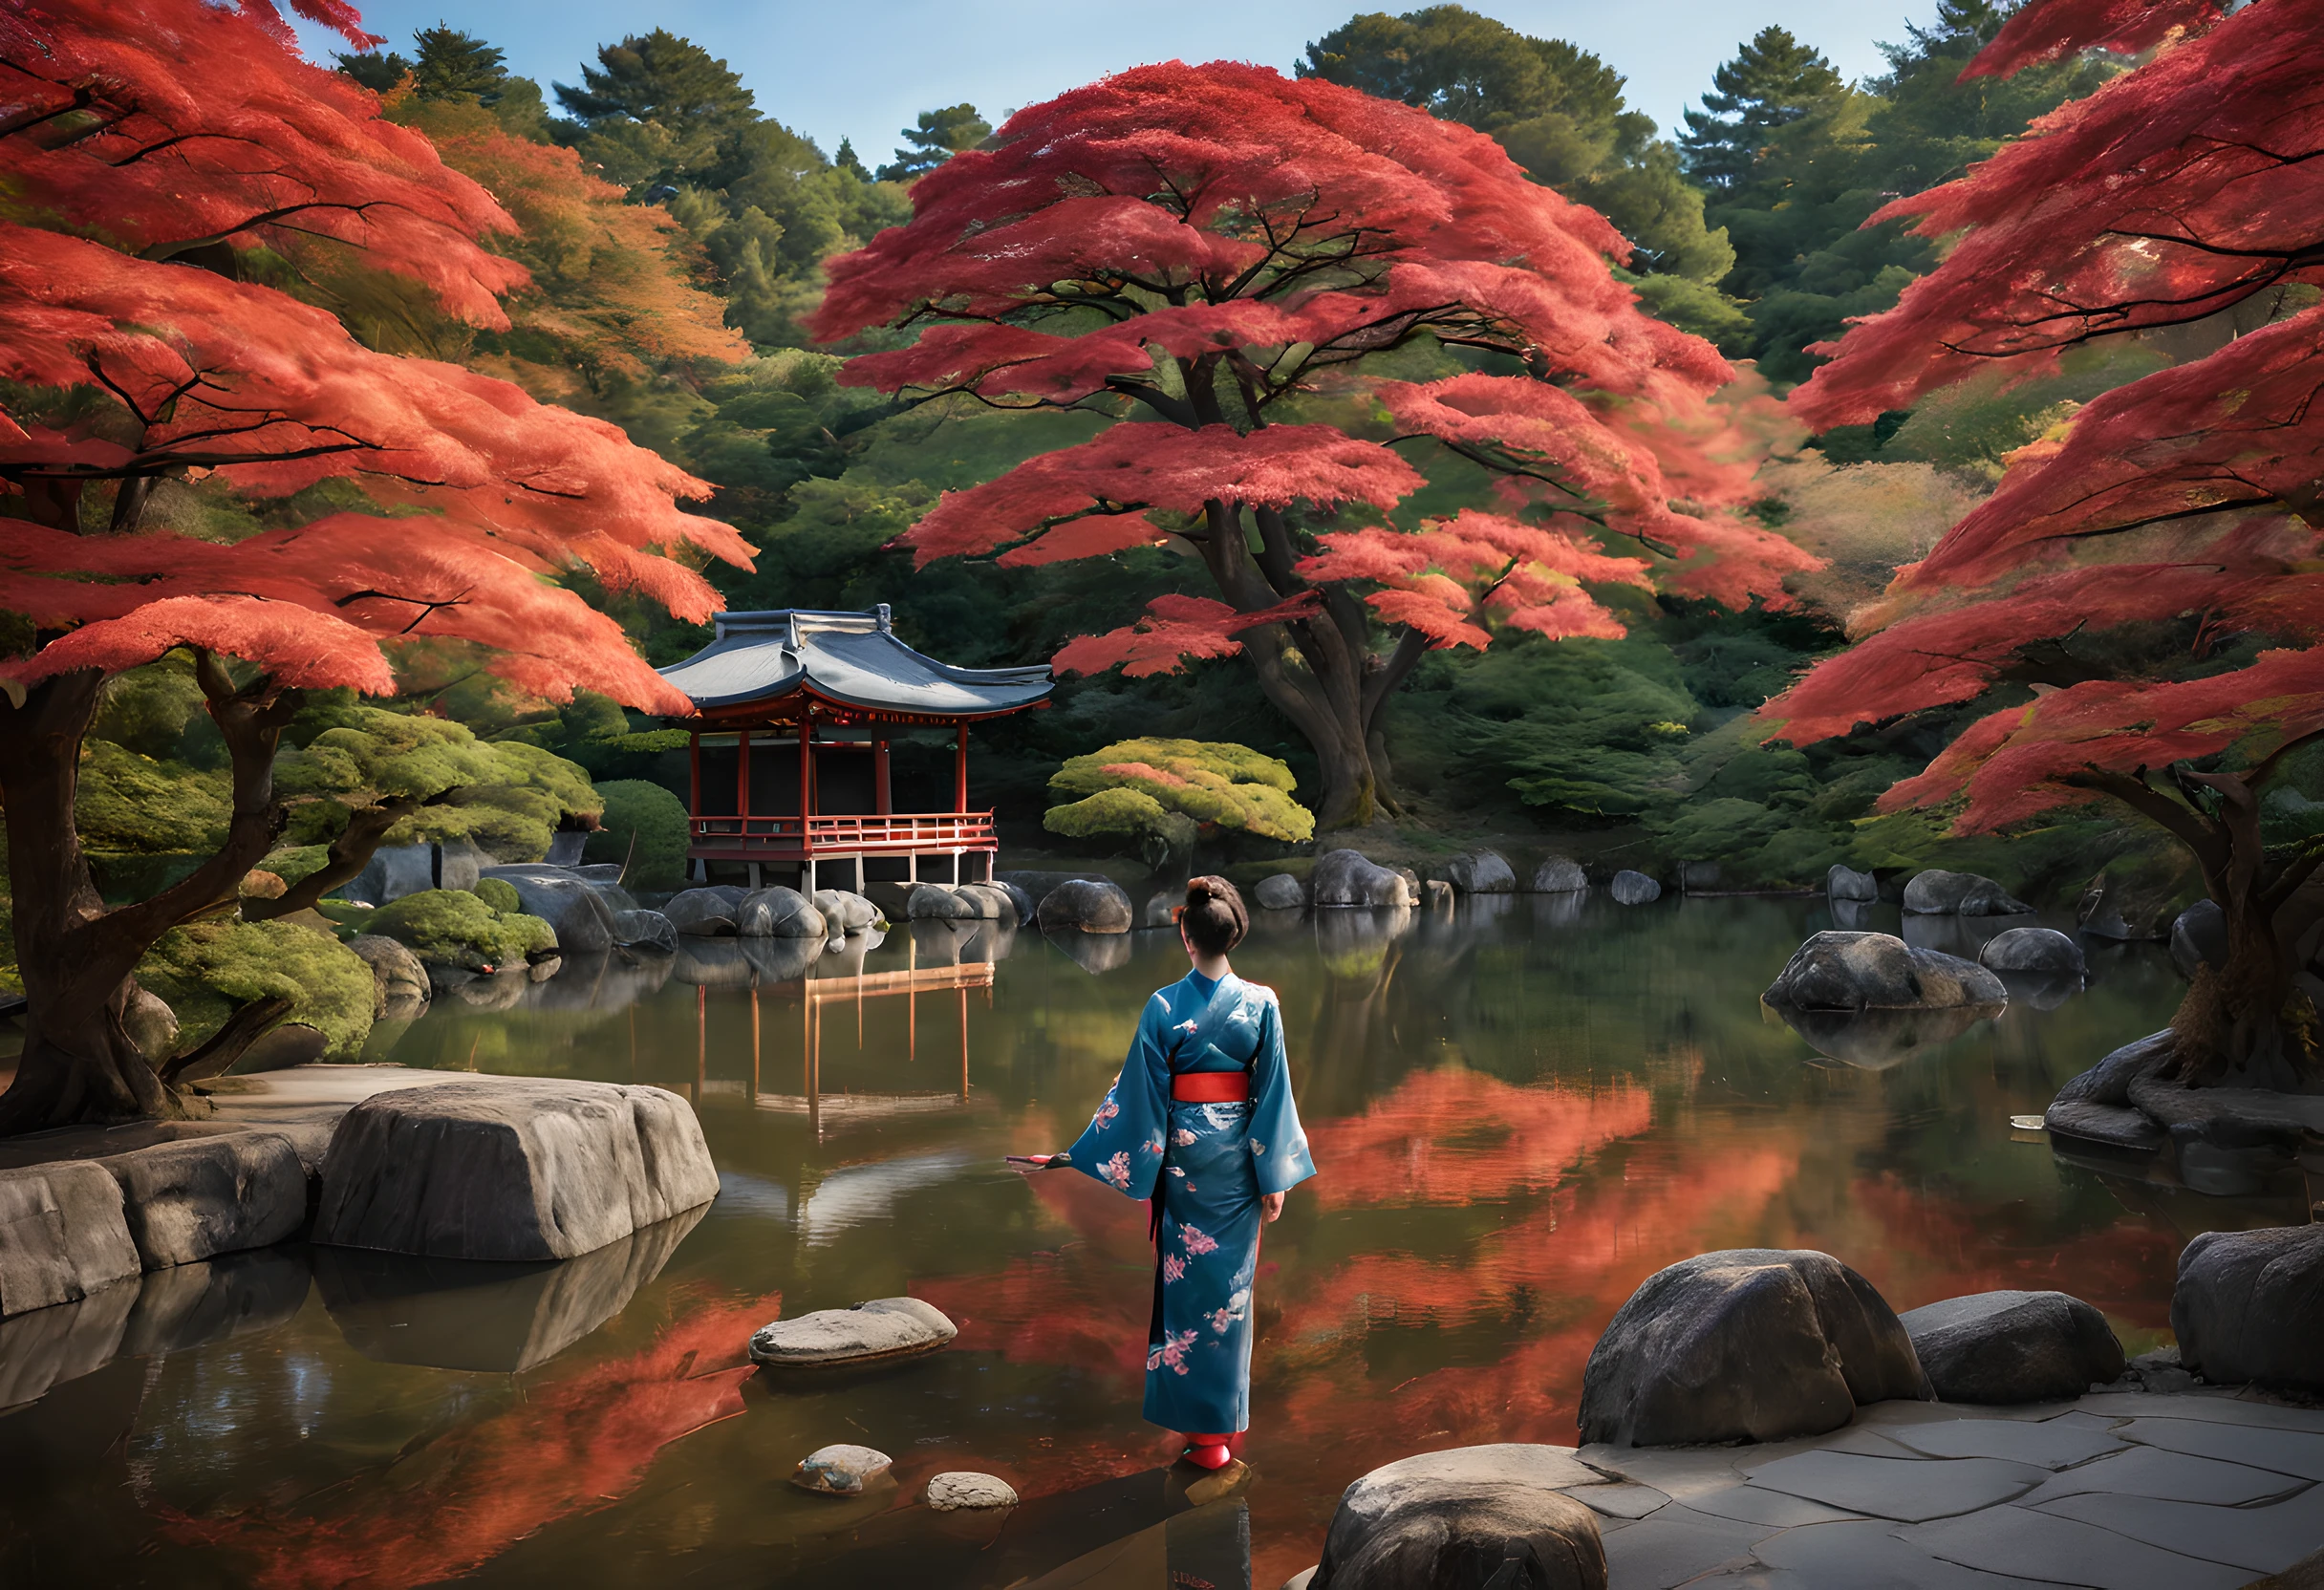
[924,1471,1018,1511]
[2016,1443,2306,1507]
[2111,1415,2324,1481]
[1440,849,1515,893]
[748,1295,957,1367]
[1746,1450,2043,1521]
[98,1130,308,1272]
[0,1161,141,1318]
[1904,1503,2252,1589]
[1254,872,1304,911]
[1597,1502,1771,1589]
[2034,1487,2324,1578]
[1901,1290,2125,1405]
[313,1077,719,1261]
[1882,1417,2126,1470]
[792,1442,893,1495]
[1312,1444,1607,1589]
[1755,1518,2059,1589]
[1675,1483,1857,1528]
[1903,870,2032,916]
[1560,1480,1669,1520]
[1580,1248,1929,1447]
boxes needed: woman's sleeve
[1059,992,1173,1200]
[1248,991,1316,1195]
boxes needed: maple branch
[1363,623,1433,729]
[2062,764,2228,875]
[242,795,420,921]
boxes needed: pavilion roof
[656,607,1053,721]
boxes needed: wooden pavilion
[656,606,1052,892]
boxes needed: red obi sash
[1171,1071,1250,1103]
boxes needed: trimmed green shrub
[1045,739,1313,861]
[137,919,376,1059]
[583,779,691,891]
[471,877,524,914]
[368,888,556,971]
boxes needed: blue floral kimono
[1062,970,1316,1434]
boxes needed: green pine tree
[874,104,990,183]
[411,24,510,104]
[1678,27,1847,192]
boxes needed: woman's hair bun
[1181,874,1248,956]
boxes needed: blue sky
[296,1,1944,163]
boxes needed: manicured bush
[137,918,376,1058]
[583,779,691,891]
[471,877,524,914]
[1045,739,1312,861]
[367,888,556,971]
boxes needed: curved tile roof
[657,607,1053,719]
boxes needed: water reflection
[1775,1004,2003,1069]
[1,894,2290,1589]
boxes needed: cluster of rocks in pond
[2042,1028,2324,1195]
[1291,1240,2324,1589]
[1761,930,2012,1067]
[1901,868,2034,916]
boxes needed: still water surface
[0,896,2286,1587]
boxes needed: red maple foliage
[0,0,751,1129]
[812,60,1814,827]
[1768,0,2324,1081]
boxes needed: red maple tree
[810,60,1815,827]
[1765,0,2324,1081]
[0,0,749,1128]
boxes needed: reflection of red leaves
[159,1288,778,1590]
[1305,1068,1651,1207]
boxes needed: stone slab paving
[1569,1388,2324,1589]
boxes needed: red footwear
[1181,1432,1234,1470]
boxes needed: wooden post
[954,721,969,811]
[737,727,751,839]
[797,716,812,893]
[749,986,761,1102]
[958,983,969,1103]
[694,984,705,1103]
[873,736,892,814]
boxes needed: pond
[0,896,2298,1588]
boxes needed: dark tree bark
[0,658,299,1134]
[2071,733,2324,1086]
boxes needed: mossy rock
[471,877,524,914]
[368,888,557,972]
[255,845,332,890]
[136,918,376,1059]
[584,779,691,892]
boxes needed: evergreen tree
[1678,27,1846,191]
[834,137,871,182]
[874,104,990,183]
[1302,6,1746,348]
[410,24,510,104]
[333,48,409,93]
[552,28,759,136]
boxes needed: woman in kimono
[1050,876,1316,1470]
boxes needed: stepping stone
[1756,1518,2059,1589]
[1681,1482,1860,1527]
[1904,1505,2251,1589]
[2113,1416,2324,1481]
[748,1296,958,1367]
[924,1471,1018,1511]
[791,1443,892,1495]
[2069,1392,2324,1430]
[2034,1487,2324,1578]
[1560,1480,1669,1520]
[1747,1450,2045,1522]
[2017,1444,2307,1507]
[1598,1503,1775,1589]
[1884,1416,2128,1470]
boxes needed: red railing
[685,810,996,859]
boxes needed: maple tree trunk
[0,664,298,1134]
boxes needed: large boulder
[1255,872,1305,911]
[1900,1290,2125,1404]
[908,883,978,922]
[348,934,431,1020]
[1311,1445,1607,1590]
[122,987,180,1064]
[101,1131,309,1270]
[476,864,618,955]
[747,1295,958,1368]
[2042,1030,2173,1150]
[811,889,883,935]
[0,1162,141,1318]
[1312,850,1413,909]
[1038,877,1134,934]
[995,870,1110,909]
[1532,858,1587,894]
[2174,1224,2324,1392]
[663,888,742,937]
[1902,870,2032,916]
[1578,1249,1930,1447]
[1977,927,2084,977]
[339,841,437,907]
[992,878,1037,927]
[736,887,826,938]
[2170,898,2227,980]
[951,883,1016,921]
[610,909,677,955]
[1607,870,1661,906]
[312,1078,720,1261]
[1826,865,1879,903]
[1439,850,1516,894]
[1762,932,2006,1013]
